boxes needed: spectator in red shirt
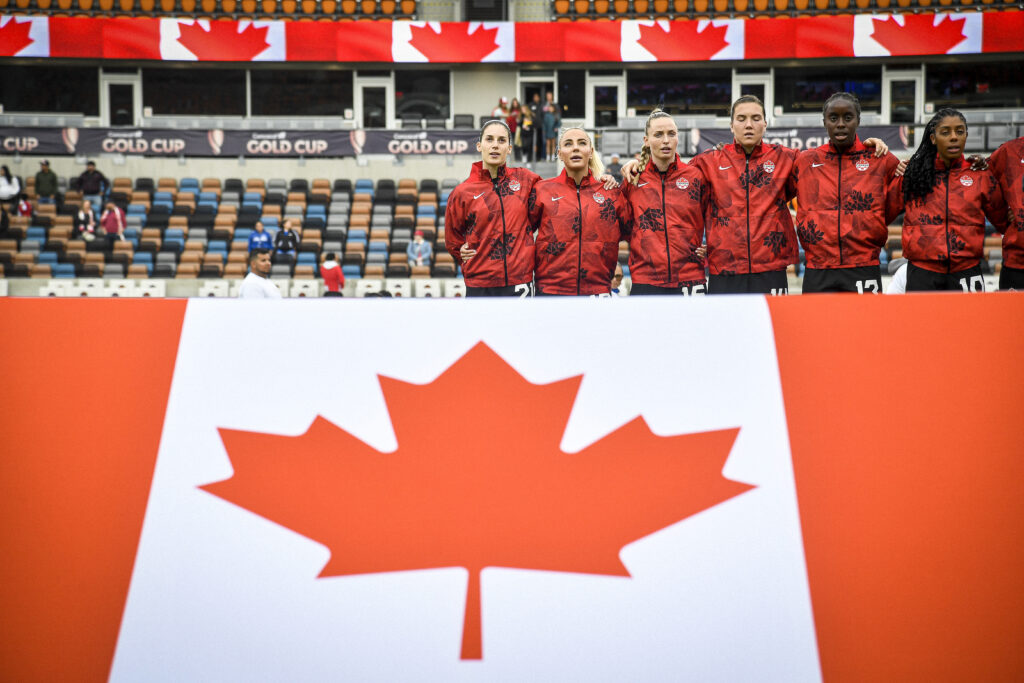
[321,252,344,297]
[100,201,126,250]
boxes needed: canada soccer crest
[676,178,689,190]
[763,161,775,173]
[508,179,521,192]
[856,160,870,171]
[959,176,974,187]
[593,192,606,204]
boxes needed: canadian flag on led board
[392,21,515,63]
[159,18,286,61]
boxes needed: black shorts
[465,283,535,298]
[630,280,707,296]
[708,270,788,295]
[535,287,613,297]
[906,262,985,292]
[323,291,343,297]
[802,265,882,294]
[999,264,1024,291]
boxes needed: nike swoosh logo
[719,166,731,171]
[473,192,485,199]
[551,196,563,201]
[812,163,825,168]
[637,182,649,187]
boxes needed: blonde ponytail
[557,126,604,179]
[634,145,652,185]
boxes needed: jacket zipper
[943,169,950,274]
[575,181,583,295]
[744,154,752,274]
[661,172,671,283]
[836,151,843,266]
[494,176,509,286]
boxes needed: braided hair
[822,91,861,120]
[635,109,676,182]
[902,108,967,203]
[557,127,605,178]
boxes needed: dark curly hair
[903,108,967,203]
[822,92,861,120]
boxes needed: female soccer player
[893,108,1008,292]
[445,119,542,297]
[687,95,890,295]
[789,92,902,293]
[621,110,709,295]
[987,134,1024,290]
[529,127,629,296]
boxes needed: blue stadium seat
[347,229,368,243]
[234,228,252,242]
[342,264,362,279]
[53,263,76,278]
[207,240,228,253]
[180,178,200,192]
[38,251,59,265]
[133,253,154,275]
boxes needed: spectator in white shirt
[239,249,282,299]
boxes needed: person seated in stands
[606,154,623,184]
[610,263,624,296]
[16,194,33,218]
[35,160,59,205]
[78,160,107,208]
[248,220,273,252]
[73,199,98,241]
[321,252,344,297]
[407,229,432,268]
[274,218,299,256]
[101,200,126,249]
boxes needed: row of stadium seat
[0,0,416,18]
[553,0,1010,18]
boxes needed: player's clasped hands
[460,243,477,263]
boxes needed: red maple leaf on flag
[177,21,270,61]
[870,15,967,56]
[201,342,751,660]
[637,21,730,61]
[0,18,34,57]
[408,23,500,62]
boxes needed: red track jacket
[988,136,1024,270]
[529,169,629,295]
[691,141,799,275]
[619,155,708,287]
[892,156,1008,273]
[445,162,541,288]
[790,138,902,269]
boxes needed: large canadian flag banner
[1,295,1023,682]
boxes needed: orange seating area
[0,0,417,20]
[552,0,1009,19]
[3,174,459,282]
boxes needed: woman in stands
[789,92,902,293]
[893,108,1007,292]
[445,119,542,297]
[987,134,1024,290]
[620,110,709,295]
[529,127,629,296]
[688,95,891,295]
